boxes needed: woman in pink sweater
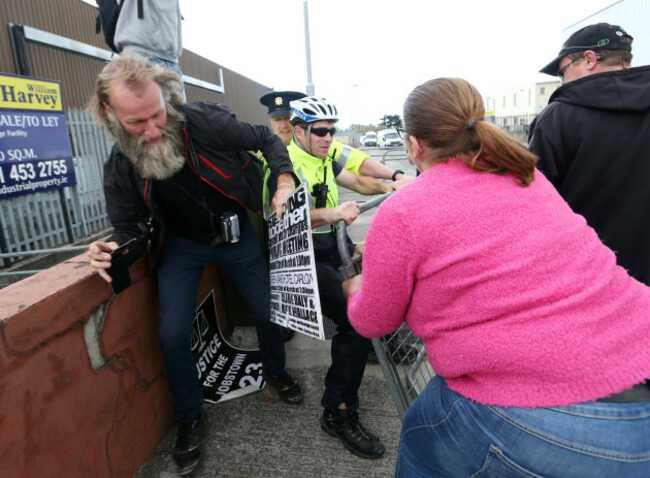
[344,78,650,477]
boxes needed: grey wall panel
[0,0,274,124]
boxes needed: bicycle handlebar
[336,191,393,280]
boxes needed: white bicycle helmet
[289,96,339,125]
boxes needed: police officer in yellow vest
[282,96,405,459]
[260,91,414,183]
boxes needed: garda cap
[259,91,307,117]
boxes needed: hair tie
[467,119,477,131]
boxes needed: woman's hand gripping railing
[336,192,394,280]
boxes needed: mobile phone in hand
[107,238,139,294]
[109,236,139,257]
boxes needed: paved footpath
[136,189,403,478]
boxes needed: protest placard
[268,184,325,340]
[192,291,265,403]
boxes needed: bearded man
[85,55,303,476]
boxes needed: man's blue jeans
[156,222,286,422]
[397,375,650,477]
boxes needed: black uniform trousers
[314,232,372,411]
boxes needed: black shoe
[320,409,385,459]
[367,349,379,364]
[173,410,206,476]
[265,372,304,404]
[283,327,296,342]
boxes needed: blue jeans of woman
[156,222,286,422]
[397,375,650,477]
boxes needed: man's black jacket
[103,101,294,258]
[528,65,650,285]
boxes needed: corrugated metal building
[0,0,273,124]
[562,0,650,67]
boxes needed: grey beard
[109,114,185,181]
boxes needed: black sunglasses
[396,127,407,139]
[557,52,600,80]
[310,127,336,137]
[557,56,582,80]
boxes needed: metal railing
[336,191,435,421]
[379,148,418,178]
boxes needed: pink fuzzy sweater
[348,159,650,407]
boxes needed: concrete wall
[534,81,561,112]
[0,254,174,477]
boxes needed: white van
[378,129,403,148]
[363,131,377,147]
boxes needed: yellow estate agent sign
[0,74,63,111]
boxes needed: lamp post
[351,84,359,146]
[303,0,315,96]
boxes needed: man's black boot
[265,372,304,404]
[320,409,384,459]
[173,410,206,476]
[283,327,296,342]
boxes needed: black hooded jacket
[528,65,650,285]
[103,101,294,260]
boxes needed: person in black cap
[258,93,307,341]
[260,91,307,144]
[528,23,650,286]
[260,91,414,183]
[537,22,633,82]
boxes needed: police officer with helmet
[282,96,408,459]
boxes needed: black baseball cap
[259,91,306,117]
[540,23,633,76]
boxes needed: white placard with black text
[268,184,324,340]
